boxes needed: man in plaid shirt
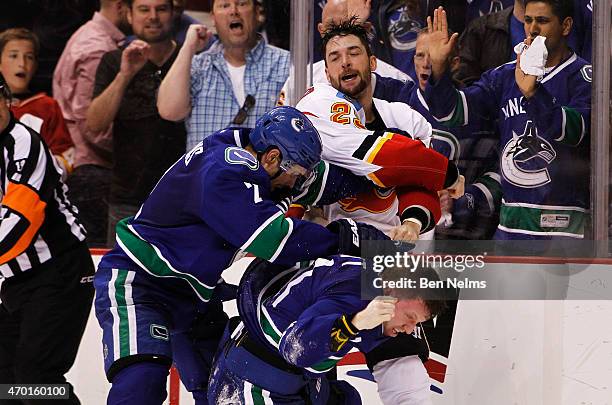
[158,0,290,150]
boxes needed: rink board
[65,254,612,405]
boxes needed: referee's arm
[0,131,48,264]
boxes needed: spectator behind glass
[457,0,590,85]
[411,30,501,240]
[157,0,290,150]
[86,0,186,246]
[424,4,591,241]
[0,0,99,94]
[53,0,130,248]
[0,28,75,181]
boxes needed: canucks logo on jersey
[501,120,557,188]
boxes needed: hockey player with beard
[295,19,465,243]
[423,2,591,240]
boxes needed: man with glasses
[94,106,397,404]
[87,0,186,246]
[157,0,290,150]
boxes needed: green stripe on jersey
[499,204,585,236]
[294,161,327,207]
[440,91,466,127]
[307,357,340,373]
[243,212,291,260]
[250,384,265,405]
[560,107,584,146]
[116,218,214,301]
[114,270,131,358]
[260,307,281,346]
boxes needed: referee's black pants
[0,242,95,404]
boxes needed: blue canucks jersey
[424,54,592,239]
[240,255,386,376]
[99,128,369,302]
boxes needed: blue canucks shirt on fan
[424,54,592,240]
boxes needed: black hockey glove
[326,218,389,256]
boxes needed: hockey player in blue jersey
[423,2,591,240]
[94,106,400,405]
[207,255,446,405]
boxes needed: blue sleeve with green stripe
[200,167,339,265]
[294,161,372,207]
[423,69,499,127]
[521,67,591,147]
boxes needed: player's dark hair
[381,265,448,318]
[0,28,40,60]
[321,16,373,64]
[525,0,574,22]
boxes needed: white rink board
[67,255,612,405]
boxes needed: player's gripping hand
[389,220,421,243]
[445,174,465,199]
[351,296,398,330]
[326,218,389,256]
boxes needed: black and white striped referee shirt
[1,114,86,278]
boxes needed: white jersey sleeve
[296,83,383,176]
[373,98,433,147]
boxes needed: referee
[0,72,94,404]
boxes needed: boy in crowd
[0,28,74,179]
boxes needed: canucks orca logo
[225,147,259,170]
[388,7,421,51]
[501,121,556,188]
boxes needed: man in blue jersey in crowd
[207,255,447,404]
[423,2,591,240]
[93,106,391,405]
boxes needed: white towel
[514,36,548,77]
